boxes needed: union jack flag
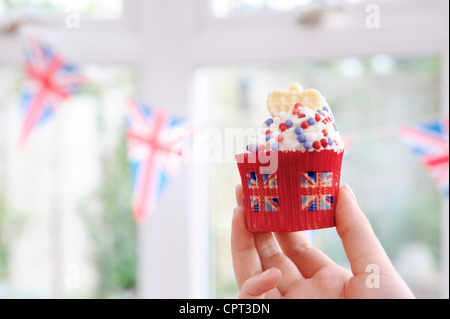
[263,173,277,189]
[246,173,279,212]
[300,171,334,211]
[19,37,84,145]
[401,115,449,197]
[264,196,279,212]
[300,171,333,188]
[342,135,352,159]
[249,196,279,212]
[249,196,260,212]
[126,99,192,222]
[301,194,334,211]
[247,172,258,189]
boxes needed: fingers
[239,268,282,299]
[232,184,302,295]
[254,232,304,294]
[274,231,335,278]
[335,184,396,276]
[235,184,244,207]
[231,185,263,289]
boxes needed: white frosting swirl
[247,103,344,153]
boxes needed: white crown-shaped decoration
[267,82,325,117]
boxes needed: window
[0,0,123,20]
[1,0,448,299]
[0,0,143,298]
[203,55,445,298]
[210,0,311,17]
[0,65,138,297]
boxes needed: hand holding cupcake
[236,83,344,232]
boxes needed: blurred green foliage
[0,194,7,279]
[2,0,121,18]
[207,55,443,298]
[82,137,137,297]
[0,194,24,281]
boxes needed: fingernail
[344,183,357,203]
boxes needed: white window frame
[0,0,148,297]
[1,0,448,298]
[0,2,145,65]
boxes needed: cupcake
[235,83,344,232]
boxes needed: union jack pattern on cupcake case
[245,171,335,213]
[246,173,279,212]
[300,172,334,211]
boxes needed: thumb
[335,184,395,276]
[239,268,282,299]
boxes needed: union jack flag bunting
[300,171,334,211]
[401,115,449,197]
[342,135,352,159]
[19,37,84,145]
[126,99,192,223]
[246,173,279,212]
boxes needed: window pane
[0,65,137,298]
[210,0,312,17]
[202,55,444,298]
[0,0,123,19]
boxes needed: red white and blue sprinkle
[328,137,333,146]
[247,102,342,153]
[307,118,316,126]
[297,134,306,143]
[304,140,313,150]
